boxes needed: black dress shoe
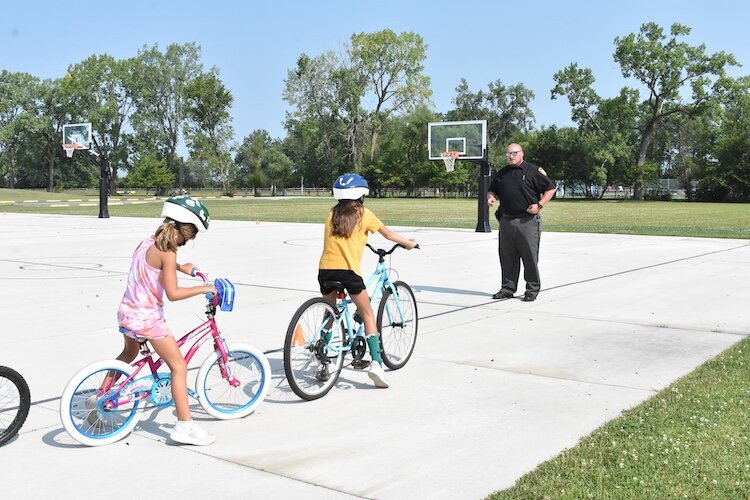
[492,289,514,299]
[522,294,537,302]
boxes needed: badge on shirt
[538,166,548,177]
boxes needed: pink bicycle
[60,273,271,446]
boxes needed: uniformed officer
[487,143,556,301]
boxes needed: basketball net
[440,151,459,172]
[63,143,78,158]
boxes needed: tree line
[1,23,748,201]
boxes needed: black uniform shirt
[488,160,555,217]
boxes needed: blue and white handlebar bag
[214,278,235,312]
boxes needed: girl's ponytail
[331,199,363,238]
[154,219,199,252]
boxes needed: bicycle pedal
[351,359,371,370]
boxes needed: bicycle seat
[323,280,346,292]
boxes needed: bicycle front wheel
[0,366,31,446]
[59,360,140,447]
[283,297,344,401]
[196,343,271,420]
[378,281,418,370]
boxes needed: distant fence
[68,180,688,200]
[69,186,466,198]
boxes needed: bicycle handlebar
[192,270,219,306]
[365,242,420,258]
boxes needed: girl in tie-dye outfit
[114,195,216,446]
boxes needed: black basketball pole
[89,135,110,218]
[97,153,110,218]
[80,135,110,218]
[474,148,492,232]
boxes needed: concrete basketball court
[1,212,748,499]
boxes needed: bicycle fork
[213,335,241,388]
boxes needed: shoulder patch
[538,166,547,176]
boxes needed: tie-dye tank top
[117,236,164,323]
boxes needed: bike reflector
[214,278,235,312]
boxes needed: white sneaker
[170,421,215,446]
[368,362,389,388]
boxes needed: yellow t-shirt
[319,207,383,277]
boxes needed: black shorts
[318,269,366,295]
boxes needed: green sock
[366,334,383,365]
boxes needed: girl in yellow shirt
[318,173,417,388]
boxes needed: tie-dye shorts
[118,314,173,341]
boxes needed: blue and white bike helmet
[161,195,210,232]
[333,173,369,200]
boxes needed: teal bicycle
[283,243,418,401]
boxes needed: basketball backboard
[62,123,92,150]
[428,120,487,160]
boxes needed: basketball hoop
[62,143,77,158]
[440,151,460,172]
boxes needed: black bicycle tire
[0,366,31,446]
[283,297,344,401]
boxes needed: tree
[37,78,71,191]
[0,70,40,188]
[183,72,235,194]
[448,78,535,152]
[63,54,136,190]
[131,43,203,187]
[613,22,738,199]
[283,52,357,178]
[552,23,738,199]
[236,129,271,194]
[552,65,640,193]
[372,105,437,196]
[350,30,432,161]
[125,154,175,195]
[265,145,295,194]
[700,77,750,201]
[283,30,432,184]
[448,79,487,122]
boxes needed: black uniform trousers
[498,213,542,296]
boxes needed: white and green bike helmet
[161,195,210,232]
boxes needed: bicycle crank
[350,337,370,370]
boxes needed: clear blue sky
[3,0,748,146]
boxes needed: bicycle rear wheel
[60,360,140,447]
[0,366,31,446]
[378,281,418,370]
[196,343,271,420]
[284,297,344,401]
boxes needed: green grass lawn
[488,337,750,499]
[3,188,750,497]
[2,189,749,239]
[0,187,101,201]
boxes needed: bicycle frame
[98,275,237,408]
[326,244,409,357]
